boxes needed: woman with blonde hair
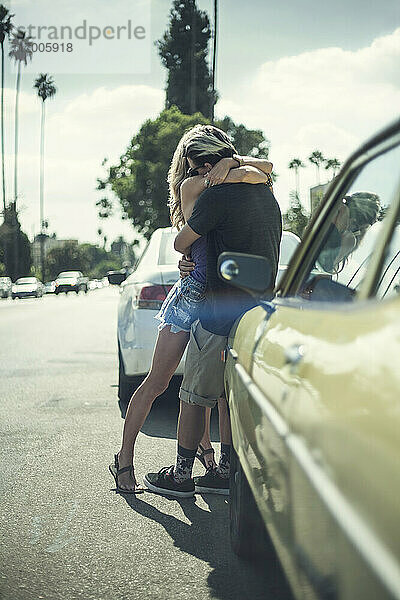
[109,124,273,493]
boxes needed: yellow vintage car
[220,117,400,600]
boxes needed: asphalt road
[0,287,293,600]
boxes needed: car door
[250,132,400,599]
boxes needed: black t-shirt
[187,182,282,335]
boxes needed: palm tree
[0,5,13,214]
[325,158,341,180]
[34,73,57,282]
[288,158,305,196]
[308,150,325,185]
[9,29,33,210]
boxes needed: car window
[16,278,37,284]
[296,143,400,303]
[159,232,181,265]
[58,272,80,278]
[134,235,159,269]
[280,232,300,266]
[375,223,400,300]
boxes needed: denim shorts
[155,274,206,334]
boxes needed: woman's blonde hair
[168,125,237,230]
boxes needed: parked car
[44,281,56,294]
[220,118,400,600]
[11,277,44,299]
[109,227,300,412]
[54,271,89,294]
[0,276,12,298]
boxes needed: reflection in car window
[376,224,400,300]
[297,143,400,303]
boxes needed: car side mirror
[107,270,127,286]
[218,252,272,295]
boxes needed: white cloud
[11,84,164,244]
[216,28,400,213]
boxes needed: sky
[3,0,400,247]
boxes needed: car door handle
[284,344,305,366]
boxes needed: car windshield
[16,278,37,284]
[58,272,80,278]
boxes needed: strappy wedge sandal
[109,454,145,494]
[196,444,216,470]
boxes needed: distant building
[32,235,78,269]
[310,183,329,214]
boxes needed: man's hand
[206,157,236,186]
[178,255,195,278]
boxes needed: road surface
[0,287,292,600]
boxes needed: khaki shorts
[179,320,227,409]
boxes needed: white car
[113,227,300,412]
[12,277,44,299]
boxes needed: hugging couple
[109,124,282,497]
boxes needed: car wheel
[230,446,277,562]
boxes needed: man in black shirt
[144,127,281,498]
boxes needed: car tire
[230,446,276,562]
[118,344,145,418]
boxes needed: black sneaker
[143,466,195,498]
[194,468,230,495]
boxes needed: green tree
[156,0,215,118]
[97,106,271,239]
[0,203,31,279]
[97,106,208,239]
[308,150,325,185]
[45,241,90,280]
[325,157,341,180]
[283,191,309,239]
[215,115,270,157]
[0,4,13,213]
[288,158,305,196]
[45,241,128,280]
[34,73,57,282]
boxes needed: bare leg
[117,326,189,491]
[198,407,217,469]
[177,400,206,451]
[218,396,231,445]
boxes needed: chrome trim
[228,347,238,360]
[234,363,400,599]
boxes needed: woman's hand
[178,255,195,278]
[206,157,236,187]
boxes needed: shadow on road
[126,380,220,441]
[122,492,293,600]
